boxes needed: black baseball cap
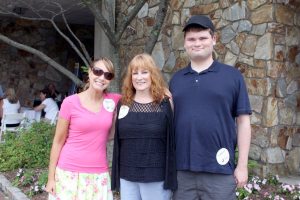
[183,15,215,32]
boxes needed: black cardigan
[111,98,177,191]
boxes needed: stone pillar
[94,0,115,59]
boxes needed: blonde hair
[90,57,115,75]
[85,57,115,91]
[121,53,167,105]
[5,88,18,103]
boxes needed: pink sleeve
[109,93,121,106]
[59,96,73,120]
[113,93,121,103]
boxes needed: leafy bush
[0,121,55,171]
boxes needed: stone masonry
[0,18,94,106]
[119,0,300,176]
[0,0,299,177]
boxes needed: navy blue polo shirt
[169,61,251,174]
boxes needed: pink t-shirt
[57,93,121,173]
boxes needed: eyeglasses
[91,67,114,80]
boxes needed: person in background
[0,84,3,122]
[47,83,62,108]
[169,15,252,200]
[47,83,60,100]
[111,53,177,200]
[0,84,4,100]
[46,57,121,200]
[0,88,21,127]
[34,88,59,122]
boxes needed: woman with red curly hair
[111,53,177,200]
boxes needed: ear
[212,34,217,46]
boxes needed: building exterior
[0,0,299,176]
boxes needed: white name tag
[103,99,115,112]
[118,105,129,119]
[216,148,230,165]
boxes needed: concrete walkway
[0,189,9,200]
[0,174,29,200]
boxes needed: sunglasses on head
[91,67,114,80]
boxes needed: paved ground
[0,189,9,200]
[0,174,30,200]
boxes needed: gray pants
[173,171,237,200]
[120,178,172,200]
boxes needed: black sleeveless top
[111,98,177,191]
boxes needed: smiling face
[184,28,216,62]
[88,60,112,92]
[131,67,152,93]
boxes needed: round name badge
[103,99,115,112]
[216,148,230,165]
[118,105,129,119]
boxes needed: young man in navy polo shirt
[169,15,252,200]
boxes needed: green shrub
[0,121,55,171]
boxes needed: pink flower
[282,184,295,192]
[247,183,253,189]
[263,191,269,197]
[101,177,108,186]
[253,183,261,191]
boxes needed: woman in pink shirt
[46,58,121,200]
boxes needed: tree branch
[115,0,122,30]
[0,1,91,67]
[115,0,147,41]
[62,13,92,65]
[82,0,117,46]
[144,0,169,54]
[0,33,83,86]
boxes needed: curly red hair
[121,53,167,105]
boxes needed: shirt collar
[183,60,220,75]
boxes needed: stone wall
[119,0,300,176]
[0,0,299,177]
[0,18,93,106]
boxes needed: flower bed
[3,168,300,200]
[237,175,300,200]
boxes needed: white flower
[253,183,261,191]
[262,179,267,185]
[16,168,23,177]
[244,185,252,194]
[247,183,253,189]
[282,184,295,192]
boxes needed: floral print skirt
[48,167,113,200]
